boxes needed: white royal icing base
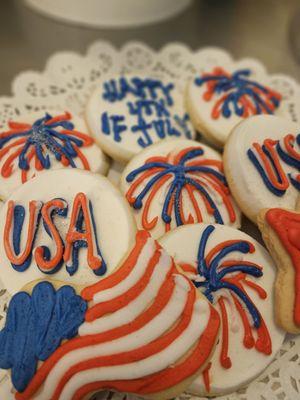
[121,139,241,239]
[159,223,285,396]
[224,114,300,222]
[0,169,136,294]
[0,110,110,200]
[85,74,195,163]
[186,60,289,146]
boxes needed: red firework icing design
[195,67,282,119]
[125,146,236,230]
[0,112,94,183]
[180,225,272,392]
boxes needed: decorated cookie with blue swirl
[86,74,195,163]
[160,223,285,396]
[121,139,241,239]
[0,111,110,200]
[187,63,286,147]
[0,169,136,294]
[224,114,300,223]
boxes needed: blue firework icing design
[180,225,271,370]
[0,112,94,182]
[195,67,282,119]
[125,147,237,232]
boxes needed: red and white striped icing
[16,231,220,400]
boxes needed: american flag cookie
[160,223,285,396]
[186,64,284,147]
[120,139,241,239]
[224,114,300,223]
[258,208,300,334]
[0,168,136,294]
[85,74,195,163]
[0,110,110,201]
[0,231,220,400]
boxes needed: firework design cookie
[187,64,284,147]
[224,115,300,223]
[0,111,109,200]
[86,74,195,163]
[0,231,220,400]
[121,139,241,239]
[160,223,285,396]
[0,169,136,294]
[258,208,300,334]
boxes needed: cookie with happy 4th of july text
[0,110,110,201]
[258,208,300,334]
[159,223,285,396]
[85,74,195,163]
[0,231,220,400]
[120,139,241,239]
[223,114,300,224]
[0,168,136,295]
[186,62,286,147]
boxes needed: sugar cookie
[0,231,220,400]
[0,111,110,200]
[224,115,300,223]
[0,169,136,294]
[258,208,300,334]
[187,66,283,147]
[160,223,285,396]
[86,74,195,162]
[121,139,241,238]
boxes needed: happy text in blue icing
[101,76,192,147]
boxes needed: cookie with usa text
[121,139,241,239]
[86,74,195,163]
[0,231,220,400]
[224,114,300,224]
[0,110,110,200]
[258,208,300,334]
[186,63,284,147]
[160,223,285,396]
[0,168,136,294]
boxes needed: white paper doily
[0,41,299,400]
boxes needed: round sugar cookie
[186,64,285,147]
[86,74,195,163]
[121,139,241,239]
[159,223,285,396]
[0,169,136,294]
[0,231,220,400]
[224,114,300,224]
[0,110,110,200]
